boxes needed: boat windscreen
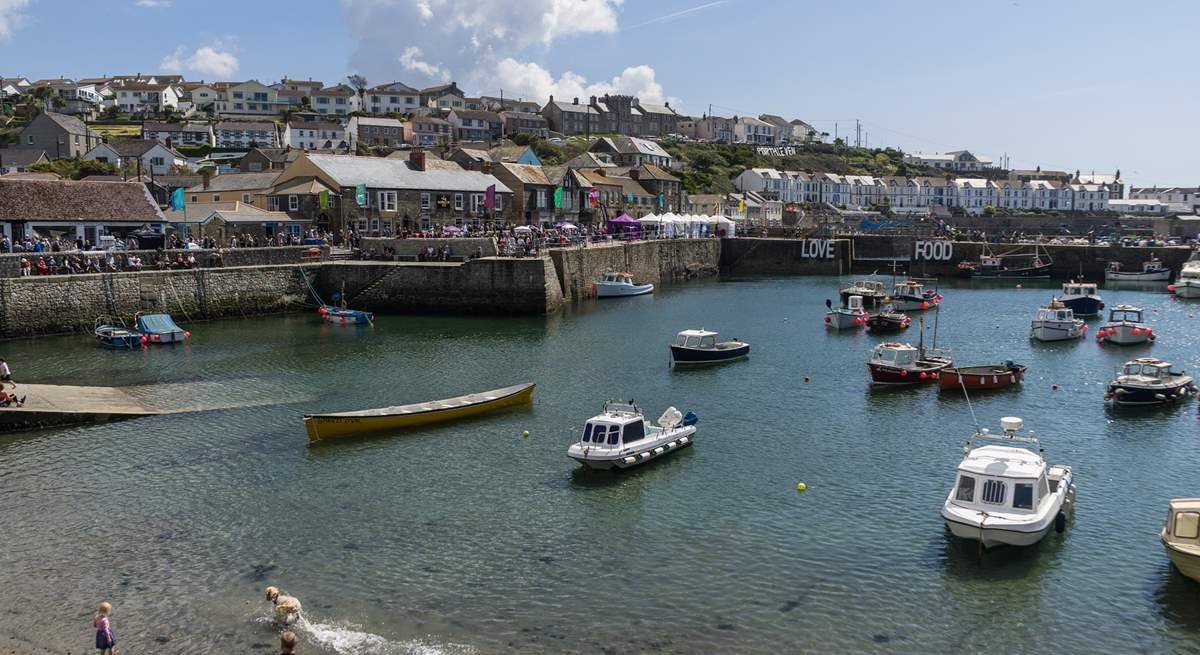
[622,421,646,445]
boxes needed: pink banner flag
[485,184,496,209]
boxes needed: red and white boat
[825,295,868,330]
[938,362,1026,392]
[891,280,941,312]
[867,342,953,385]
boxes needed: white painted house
[213,121,279,148]
[143,122,214,148]
[83,139,191,176]
[903,150,994,172]
[113,82,181,114]
[282,121,348,150]
[312,84,360,116]
[365,82,420,114]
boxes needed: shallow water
[2,276,1200,654]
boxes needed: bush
[29,157,118,180]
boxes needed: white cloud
[341,0,623,84]
[0,0,31,42]
[494,58,668,106]
[398,46,450,82]
[160,44,240,78]
[135,0,171,7]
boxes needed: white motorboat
[825,295,868,329]
[890,280,939,312]
[1105,358,1196,406]
[839,279,887,307]
[1106,257,1171,282]
[567,401,697,470]
[1056,281,1104,317]
[594,272,654,298]
[1174,250,1200,299]
[941,417,1075,548]
[1096,304,1154,345]
[1030,300,1085,342]
[1162,498,1200,583]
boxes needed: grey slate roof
[304,153,511,193]
[0,149,48,167]
[0,178,165,221]
[185,172,279,192]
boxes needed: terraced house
[365,82,419,114]
[312,84,360,116]
[267,150,511,234]
[213,121,279,148]
[215,81,285,117]
[447,109,502,142]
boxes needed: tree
[347,74,368,110]
[29,157,118,180]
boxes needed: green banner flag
[355,183,367,206]
[319,189,329,209]
[553,186,563,209]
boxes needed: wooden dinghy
[304,382,535,441]
[938,363,1026,392]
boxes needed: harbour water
[2,277,1200,654]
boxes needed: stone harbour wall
[0,246,325,278]
[720,238,851,276]
[0,265,314,338]
[549,239,721,302]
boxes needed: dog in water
[264,586,302,625]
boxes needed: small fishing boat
[1105,358,1195,406]
[939,362,1026,392]
[866,304,911,334]
[825,295,868,330]
[94,316,142,349]
[319,306,374,325]
[957,244,1052,278]
[1030,300,1085,342]
[1056,281,1104,317]
[867,342,952,385]
[595,272,653,298]
[567,401,698,470]
[839,279,887,307]
[1172,250,1200,299]
[1161,499,1200,583]
[1106,257,1171,282]
[942,416,1075,548]
[890,280,940,312]
[1096,304,1153,346]
[304,382,535,441]
[669,329,749,366]
[135,312,189,344]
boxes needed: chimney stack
[573,97,579,105]
[410,148,426,172]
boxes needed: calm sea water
[2,276,1200,654]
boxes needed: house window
[454,193,463,210]
[536,189,546,208]
[242,193,251,203]
[377,191,397,212]
[213,195,220,202]
[26,135,33,145]
[420,192,430,209]
[268,196,280,211]
[150,157,164,166]
[494,194,502,211]
[981,480,1006,506]
[288,195,299,211]
[470,194,482,213]
[190,195,198,203]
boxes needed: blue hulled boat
[1057,282,1104,317]
[94,316,143,349]
[320,306,374,325]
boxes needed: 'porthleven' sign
[914,240,954,261]
[756,146,797,157]
[800,239,837,259]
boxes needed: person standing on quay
[0,357,14,389]
[93,601,116,654]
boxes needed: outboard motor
[682,411,699,427]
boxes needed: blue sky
[1,0,1197,187]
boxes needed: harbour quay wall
[359,237,499,258]
[315,258,564,316]
[851,235,1195,279]
[0,246,325,278]
[0,265,313,338]
[549,239,721,302]
[719,238,851,276]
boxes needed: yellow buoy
[521,430,530,439]
[796,482,807,493]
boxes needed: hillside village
[0,72,1195,243]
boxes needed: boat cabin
[1108,305,1144,324]
[673,329,718,349]
[1164,499,1200,548]
[1060,282,1099,298]
[602,272,636,285]
[892,280,925,297]
[845,295,864,312]
[1036,303,1075,322]
[579,403,648,450]
[872,342,918,366]
[1120,358,1176,381]
[952,445,1052,515]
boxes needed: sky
[0,0,1198,187]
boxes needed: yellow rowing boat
[304,382,535,441]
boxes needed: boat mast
[932,301,940,349]
[918,314,926,356]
